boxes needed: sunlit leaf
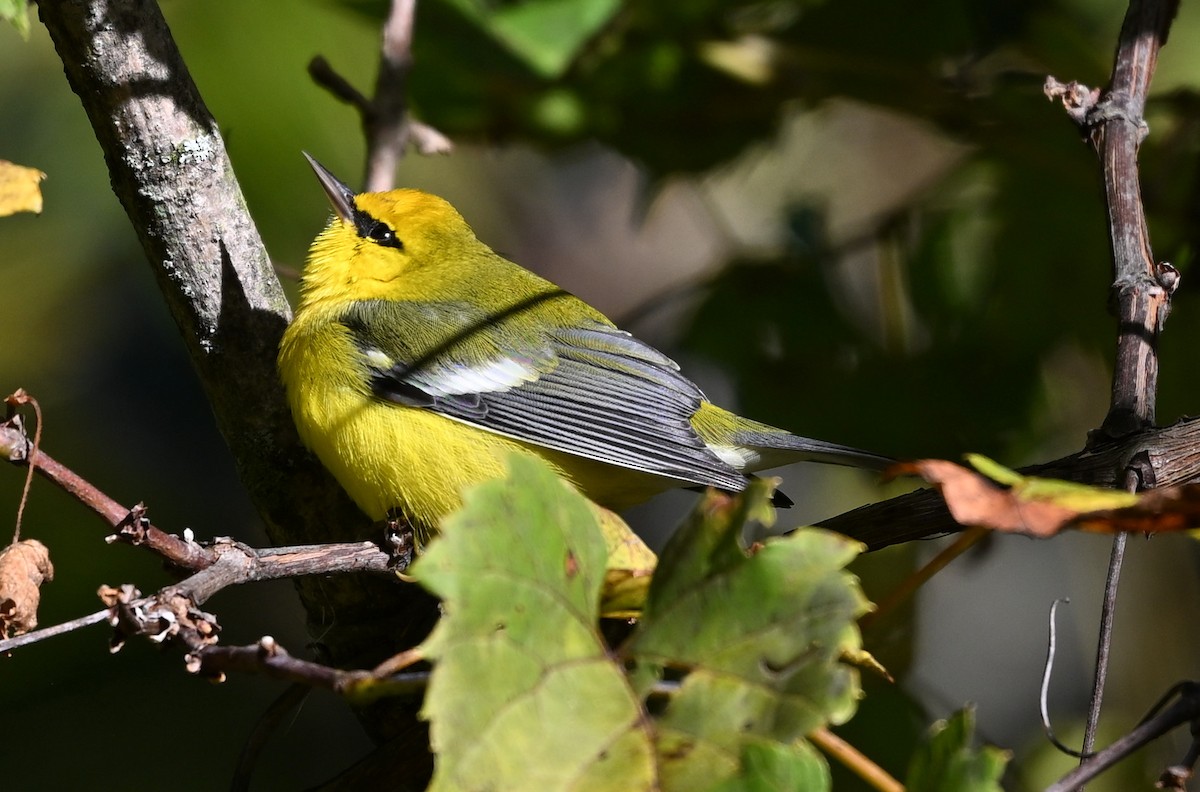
[416,455,656,792]
[628,483,869,790]
[0,160,45,216]
[594,503,656,618]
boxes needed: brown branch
[4,389,42,544]
[1046,0,1180,436]
[1045,0,1179,771]
[192,638,428,698]
[2,408,215,571]
[309,0,452,192]
[0,606,109,652]
[1046,683,1200,792]
[364,0,418,192]
[823,416,1200,549]
[0,536,395,658]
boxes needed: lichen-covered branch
[33,0,438,685]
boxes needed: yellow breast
[278,313,546,528]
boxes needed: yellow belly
[279,315,684,533]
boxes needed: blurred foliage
[4,0,1200,789]
[343,0,1200,464]
[906,707,1008,792]
[0,0,29,38]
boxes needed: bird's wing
[339,298,748,492]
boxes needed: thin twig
[232,683,312,792]
[4,390,42,545]
[859,526,986,631]
[1047,683,1200,792]
[364,0,417,192]
[309,0,452,193]
[1080,463,1142,766]
[0,538,395,656]
[371,647,424,678]
[1081,532,1128,760]
[308,55,370,110]
[1,414,215,570]
[0,607,109,653]
[810,726,904,792]
[1041,598,1090,759]
[192,636,430,698]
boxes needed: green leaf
[441,0,621,78]
[0,0,30,39]
[416,454,656,792]
[906,708,1009,792]
[627,484,869,790]
[707,739,830,792]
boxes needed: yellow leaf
[0,160,46,216]
[593,503,656,618]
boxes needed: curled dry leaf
[0,539,54,637]
[891,459,1080,537]
[894,456,1200,538]
[1075,486,1200,535]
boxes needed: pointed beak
[303,152,356,224]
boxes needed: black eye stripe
[351,207,404,250]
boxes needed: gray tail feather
[734,429,894,472]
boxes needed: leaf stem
[810,726,903,792]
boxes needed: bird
[278,154,891,545]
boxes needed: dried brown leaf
[896,459,1200,538]
[1074,486,1200,535]
[893,460,1078,537]
[0,539,54,636]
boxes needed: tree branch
[309,0,452,192]
[823,415,1200,549]
[1044,0,1178,771]
[1045,0,1180,436]
[1046,683,1200,792]
[34,0,441,724]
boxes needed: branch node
[0,414,30,463]
[1159,765,1191,790]
[1156,261,1181,295]
[106,502,151,546]
[1125,449,1156,490]
[1087,90,1150,138]
[259,634,280,657]
[384,512,415,571]
[1044,76,1100,126]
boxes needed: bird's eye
[366,221,403,250]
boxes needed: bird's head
[297,154,482,307]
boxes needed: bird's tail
[732,426,894,473]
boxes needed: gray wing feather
[346,306,747,491]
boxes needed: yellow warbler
[279,155,889,543]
